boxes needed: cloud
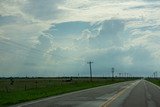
[22,0,65,20]
[0,15,19,26]
[90,19,125,48]
[1,0,160,77]
[45,21,90,37]
[0,0,25,16]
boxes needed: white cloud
[122,56,133,65]
[22,0,65,20]
[1,0,160,76]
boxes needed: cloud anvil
[0,0,160,77]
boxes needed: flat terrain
[11,80,138,107]
[11,79,160,107]
[121,80,160,107]
[0,77,133,106]
[147,79,160,87]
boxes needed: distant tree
[10,77,14,85]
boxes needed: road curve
[11,80,160,107]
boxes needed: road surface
[11,80,160,107]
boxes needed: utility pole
[119,73,121,78]
[87,61,93,82]
[156,71,158,78]
[127,73,129,78]
[154,71,158,78]
[153,72,156,78]
[112,67,114,81]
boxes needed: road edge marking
[145,80,160,90]
[12,81,135,107]
[100,80,140,107]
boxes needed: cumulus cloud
[22,0,65,20]
[0,0,160,77]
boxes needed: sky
[0,0,160,77]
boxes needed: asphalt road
[11,80,160,107]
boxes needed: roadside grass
[0,77,136,106]
[146,78,160,87]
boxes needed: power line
[0,41,46,60]
[0,38,49,55]
[0,37,68,59]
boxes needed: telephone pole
[153,72,156,78]
[154,71,158,78]
[119,73,121,78]
[112,67,114,81]
[87,61,93,82]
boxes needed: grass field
[146,78,160,86]
[0,77,138,106]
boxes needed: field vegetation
[146,78,160,86]
[0,77,139,106]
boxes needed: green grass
[0,77,136,106]
[146,78,160,86]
